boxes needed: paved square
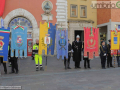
[0,57,120,90]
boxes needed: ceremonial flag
[56,29,68,60]
[11,26,27,57]
[84,27,99,59]
[38,22,56,56]
[111,30,120,56]
[111,30,120,50]
[0,0,5,16]
[0,27,10,62]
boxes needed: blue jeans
[117,56,120,66]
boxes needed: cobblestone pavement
[0,56,120,90]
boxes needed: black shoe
[77,67,81,69]
[36,67,39,71]
[67,67,71,69]
[75,67,77,69]
[102,67,106,69]
[40,67,44,71]
[4,72,7,74]
[110,66,113,67]
[9,71,15,74]
[107,66,109,68]
[88,67,91,69]
[15,71,18,74]
[118,65,120,67]
[84,67,87,69]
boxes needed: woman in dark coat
[83,42,90,69]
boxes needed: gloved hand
[104,53,106,56]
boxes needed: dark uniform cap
[101,41,105,44]
[68,39,69,41]
[108,39,111,42]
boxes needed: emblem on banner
[87,38,96,47]
[44,34,51,44]
[114,37,117,44]
[16,35,23,47]
[0,36,4,50]
[59,36,66,50]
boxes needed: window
[80,5,87,18]
[70,4,78,17]
[9,17,33,30]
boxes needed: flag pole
[45,56,47,70]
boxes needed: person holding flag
[100,41,107,69]
[64,39,72,69]
[83,41,91,69]
[33,39,44,71]
[107,39,113,68]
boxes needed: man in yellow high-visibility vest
[33,39,43,71]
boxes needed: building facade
[0,0,57,44]
[67,0,97,44]
[97,0,120,43]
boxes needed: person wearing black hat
[107,40,113,68]
[64,39,72,69]
[100,41,107,69]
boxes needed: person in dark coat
[9,47,19,74]
[0,57,7,74]
[100,41,107,69]
[72,35,82,69]
[107,40,113,68]
[64,39,72,69]
[83,42,90,69]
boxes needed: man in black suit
[64,39,72,69]
[107,40,113,68]
[72,35,82,69]
[100,41,107,69]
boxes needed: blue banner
[0,27,10,62]
[11,26,27,57]
[47,23,56,55]
[56,29,68,60]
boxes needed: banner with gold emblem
[38,22,56,56]
[0,27,10,62]
[84,27,99,59]
[111,30,119,50]
[111,29,120,56]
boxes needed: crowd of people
[64,35,120,70]
[1,35,120,74]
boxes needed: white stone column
[56,0,68,29]
[107,23,111,44]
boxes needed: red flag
[0,0,5,16]
[84,27,99,59]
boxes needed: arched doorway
[9,16,33,38]
[9,16,33,56]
